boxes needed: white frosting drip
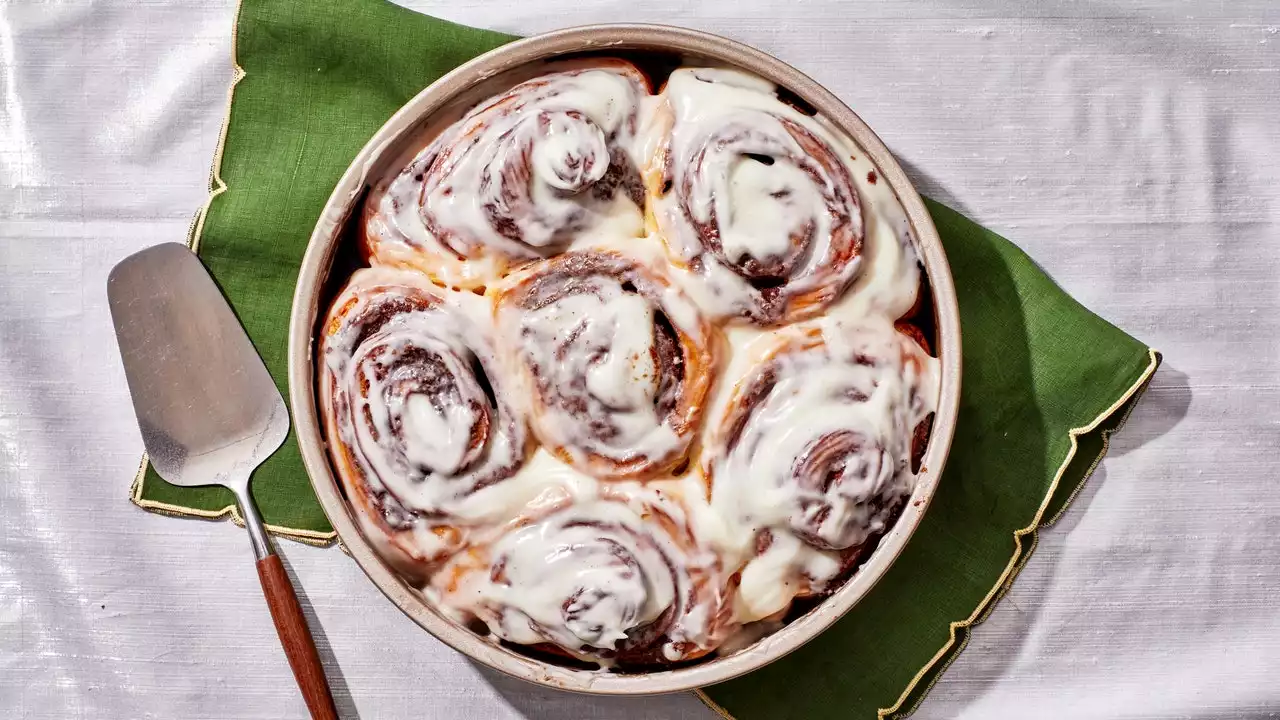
[581,293,657,411]
[720,158,820,262]
[402,393,476,476]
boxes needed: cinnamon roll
[432,485,734,666]
[493,250,717,479]
[320,267,532,575]
[363,60,650,290]
[706,320,937,621]
[644,68,865,325]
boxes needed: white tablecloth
[3,1,1278,718]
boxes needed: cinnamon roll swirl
[320,268,532,575]
[706,320,937,620]
[493,250,717,479]
[645,68,865,325]
[364,60,650,289]
[433,486,734,666]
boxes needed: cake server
[108,242,338,720]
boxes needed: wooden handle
[256,555,339,720]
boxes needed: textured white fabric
[2,1,1277,718]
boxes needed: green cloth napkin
[131,0,1159,716]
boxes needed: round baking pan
[288,23,961,695]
